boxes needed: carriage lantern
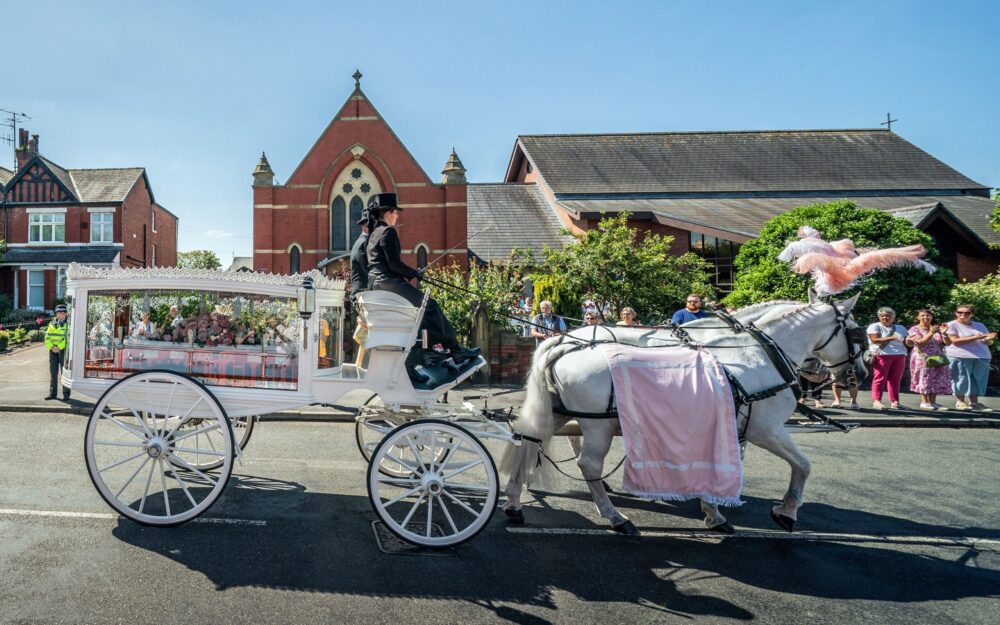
[298,275,316,349]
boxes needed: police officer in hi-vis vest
[45,304,70,401]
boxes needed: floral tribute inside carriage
[65,263,508,548]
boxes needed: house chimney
[14,129,35,170]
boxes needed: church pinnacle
[353,69,363,90]
[252,151,274,187]
[441,147,467,184]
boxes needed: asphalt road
[1,413,998,625]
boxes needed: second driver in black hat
[365,193,480,363]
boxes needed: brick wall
[486,322,536,385]
[956,252,1000,283]
[152,204,178,267]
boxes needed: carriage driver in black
[365,193,480,364]
[349,209,371,295]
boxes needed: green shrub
[0,294,12,321]
[29,329,46,343]
[0,332,8,351]
[725,200,956,323]
[424,262,524,343]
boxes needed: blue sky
[5,0,997,267]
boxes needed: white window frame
[27,270,46,310]
[90,211,114,243]
[28,210,66,244]
[57,267,68,300]
[151,244,157,267]
[151,207,157,233]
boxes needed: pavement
[2,343,1000,427]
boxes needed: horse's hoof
[612,520,640,536]
[770,510,795,532]
[710,521,736,535]
[602,480,614,494]
[504,509,525,525]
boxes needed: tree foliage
[177,250,222,270]
[990,189,1000,234]
[537,213,715,324]
[424,262,524,343]
[724,200,956,324]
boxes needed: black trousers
[371,277,459,350]
[49,349,68,398]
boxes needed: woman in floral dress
[906,309,952,410]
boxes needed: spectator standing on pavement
[531,300,566,344]
[671,294,708,325]
[867,306,908,410]
[616,307,640,327]
[830,370,861,410]
[945,304,996,411]
[906,309,952,411]
[518,295,534,338]
[45,304,70,401]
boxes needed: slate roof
[467,183,572,262]
[39,156,79,199]
[0,166,14,186]
[0,245,121,265]
[558,195,1000,247]
[517,130,989,196]
[69,168,146,202]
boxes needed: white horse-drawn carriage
[64,264,513,548]
[64,263,867,549]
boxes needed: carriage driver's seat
[355,290,423,351]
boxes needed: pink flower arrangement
[167,312,257,347]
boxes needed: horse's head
[807,290,868,384]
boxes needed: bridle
[813,304,867,379]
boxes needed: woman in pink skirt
[906,309,952,410]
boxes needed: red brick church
[252,71,469,277]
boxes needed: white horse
[500,295,866,535]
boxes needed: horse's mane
[732,300,802,320]
[754,302,817,328]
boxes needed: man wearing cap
[45,304,71,401]
[349,209,371,295]
[365,193,480,363]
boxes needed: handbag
[913,330,949,368]
[863,348,878,366]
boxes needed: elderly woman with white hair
[867,306,909,410]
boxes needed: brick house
[253,71,468,277]
[469,130,999,289]
[0,130,178,311]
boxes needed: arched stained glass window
[349,196,364,244]
[330,160,382,252]
[289,246,301,274]
[331,196,347,252]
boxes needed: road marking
[506,526,1000,550]
[0,360,31,367]
[0,508,267,526]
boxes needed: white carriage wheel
[170,414,256,472]
[356,395,452,478]
[367,419,499,549]
[84,370,235,526]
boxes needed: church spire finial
[253,151,275,187]
[441,148,467,185]
[353,69,363,89]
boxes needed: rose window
[342,183,353,194]
[351,168,362,179]
[360,183,371,194]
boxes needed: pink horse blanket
[595,344,743,506]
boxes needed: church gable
[284,74,434,193]
[7,156,79,203]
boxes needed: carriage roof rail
[65,263,344,290]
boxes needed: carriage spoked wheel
[84,371,235,526]
[367,419,499,549]
[170,414,256,471]
[355,394,451,478]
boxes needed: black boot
[45,394,56,401]
[451,346,481,363]
[62,393,71,402]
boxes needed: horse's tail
[500,336,561,489]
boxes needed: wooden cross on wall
[881,113,898,131]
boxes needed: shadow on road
[110,475,999,621]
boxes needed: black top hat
[367,193,400,213]
[356,209,370,225]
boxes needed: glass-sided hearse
[63,264,505,549]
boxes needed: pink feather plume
[779,226,936,295]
